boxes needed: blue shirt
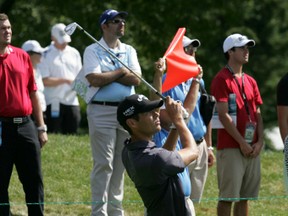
[162,75,207,140]
[153,129,191,197]
[83,38,141,102]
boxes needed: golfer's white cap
[51,23,71,44]
[223,33,255,53]
[21,40,45,54]
[182,36,201,48]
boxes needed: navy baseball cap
[99,9,128,25]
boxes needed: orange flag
[162,28,199,93]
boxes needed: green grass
[7,134,288,215]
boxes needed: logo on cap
[137,94,147,102]
[123,106,135,117]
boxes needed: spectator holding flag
[153,35,215,208]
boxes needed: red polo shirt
[211,67,263,149]
[0,45,37,117]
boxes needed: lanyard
[226,65,251,121]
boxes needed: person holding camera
[152,35,215,207]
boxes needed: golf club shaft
[75,25,165,100]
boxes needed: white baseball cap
[182,36,201,48]
[21,40,46,54]
[223,33,255,53]
[51,23,71,44]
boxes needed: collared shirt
[39,43,82,106]
[122,139,192,216]
[0,45,37,117]
[83,38,141,102]
[211,67,263,149]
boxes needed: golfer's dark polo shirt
[122,139,192,216]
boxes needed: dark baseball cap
[99,9,128,25]
[117,94,164,126]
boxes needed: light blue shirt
[153,129,191,197]
[83,38,141,102]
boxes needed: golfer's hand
[165,97,183,124]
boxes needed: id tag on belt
[244,121,256,144]
[51,101,60,118]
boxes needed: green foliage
[1,0,288,128]
[7,134,288,215]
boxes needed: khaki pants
[87,104,128,216]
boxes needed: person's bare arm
[164,97,199,165]
[251,106,264,158]
[204,122,215,167]
[150,58,166,100]
[86,68,127,87]
[86,67,140,87]
[30,91,48,147]
[183,65,203,115]
[42,77,73,87]
[116,67,141,86]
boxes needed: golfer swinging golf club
[117,94,199,216]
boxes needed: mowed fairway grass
[7,134,288,216]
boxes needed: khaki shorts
[216,148,261,201]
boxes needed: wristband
[37,124,47,132]
[207,146,214,151]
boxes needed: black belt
[196,137,204,144]
[91,101,120,106]
[0,116,30,124]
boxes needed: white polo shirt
[39,44,82,106]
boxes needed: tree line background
[1,0,288,130]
